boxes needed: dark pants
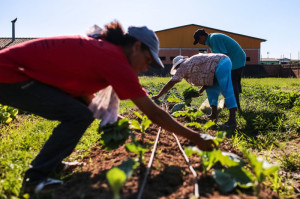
[0,81,94,182]
[231,67,244,109]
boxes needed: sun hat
[193,29,207,45]
[128,26,164,69]
[170,55,185,75]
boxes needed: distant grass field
[1,77,299,198]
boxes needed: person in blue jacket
[193,29,246,110]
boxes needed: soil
[37,115,281,199]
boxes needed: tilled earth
[37,117,280,199]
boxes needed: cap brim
[149,50,164,69]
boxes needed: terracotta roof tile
[0,38,36,49]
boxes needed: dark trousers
[231,67,244,109]
[0,81,94,181]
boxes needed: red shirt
[0,35,147,100]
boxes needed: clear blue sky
[1,0,300,59]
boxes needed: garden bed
[38,121,279,199]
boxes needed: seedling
[99,118,131,151]
[130,111,151,143]
[125,141,148,165]
[242,149,280,196]
[182,87,200,106]
[172,108,204,122]
[106,158,138,199]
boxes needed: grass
[0,115,100,198]
[0,77,299,198]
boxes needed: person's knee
[77,109,94,125]
[65,107,94,129]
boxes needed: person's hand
[151,95,160,100]
[117,114,125,120]
[195,134,216,151]
[198,86,207,95]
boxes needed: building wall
[244,49,260,65]
[156,24,266,65]
[159,48,260,65]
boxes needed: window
[170,56,175,61]
[159,56,166,61]
[246,57,251,61]
[199,48,208,53]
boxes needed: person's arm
[151,79,179,100]
[81,94,96,105]
[131,96,216,151]
[199,85,207,95]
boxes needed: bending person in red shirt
[0,21,215,194]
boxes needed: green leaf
[133,111,143,119]
[184,146,202,156]
[106,167,127,198]
[154,99,162,105]
[213,170,237,192]
[130,120,141,130]
[216,131,226,143]
[172,111,187,117]
[125,143,148,156]
[203,120,216,131]
[185,122,201,129]
[170,102,185,113]
[117,158,138,178]
[201,150,220,171]
[141,118,151,132]
[257,157,280,176]
[222,166,254,188]
[220,152,243,167]
[167,97,183,103]
[99,119,131,151]
[182,87,200,100]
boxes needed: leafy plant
[213,166,254,192]
[106,158,138,199]
[130,111,151,143]
[99,118,131,151]
[185,147,242,173]
[182,87,200,106]
[242,149,280,195]
[0,105,18,124]
[125,141,148,165]
[172,108,204,122]
[185,146,255,192]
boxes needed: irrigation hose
[172,133,200,198]
[164,101,199,197]
[137,101,199,198]
[137,126,162,199]
[137,100,167,199]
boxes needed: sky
[1,0,300,60]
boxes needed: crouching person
[0,21,216,195]
[152,53,238,128]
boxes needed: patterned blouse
[171,53,228,86]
